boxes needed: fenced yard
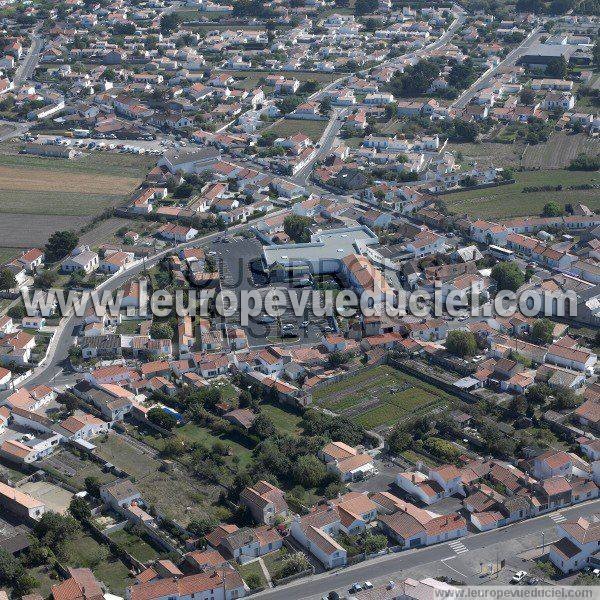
[312,365,453,431]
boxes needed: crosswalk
[449,540,469,555]
[550,513,567,523]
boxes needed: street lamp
[542,531,545,554]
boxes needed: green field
[267,118,329,142]
[109,528,164,563]
[444,170,600,220]
[0,150,154,177]
[313,365,452,430]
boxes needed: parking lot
[213,238,335,347]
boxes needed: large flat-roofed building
[262,226,379,277]
[518,43,592,68]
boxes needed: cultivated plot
[312,365,452,431]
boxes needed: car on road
[301,321,309,328]
[511,571,528,584]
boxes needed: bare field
[521,132,600,169]
[0,147,152,248]
[447,141,524,168]
[0,165,139,195]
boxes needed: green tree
[387,425,411,454]
[512,395,529,416]
[0,268,16,292]
[283,215,312,243]
[552,385,580,410]
[160,13,179,33]
[161,438,186,457]
[594,37,600,67]
[33,269,58,289]
[542,202,562,217]
[354,0,378,16]
[364,533,388,554]
[13,571,38,595]
[150,322,174,340]
[251,413,276,439]
[274,553,309,579]
[148,407,178,430]
[188,516,218,537]
[526,383,551,405]
[445,330,478,358]
[34,512,79,547]
[546,56,568,79]
[44,230,79,263]
[328,350,350,368]
[450,119,479,142]
[293,454,327,488]
[491,261,525,292]
[245,572,263,589]
[319,98,332,116]
[0,548,24,585]
[69,496,91,521]
[85,476,101,497]
[531,318,554,344]
[520,88,536,105]
[569,154,600,171]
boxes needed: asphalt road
[452,27,544,109]
[255,499,600,600]
[14,34,43,87]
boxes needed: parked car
[511,571,528,584]
[349,583,362,594]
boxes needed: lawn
[0,457,29,482]
[313,365,452,430]
[176,422,254,467]
[94,558,135,596]
[0,247,19,264]
[266,118,329,142]
[261,402,302,435]
[237,560,267,588]
[444,169,600,220]
[93,433,161,479]
[109,528,164,563]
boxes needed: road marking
[448,540,469,554]
[550,513,566,523]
